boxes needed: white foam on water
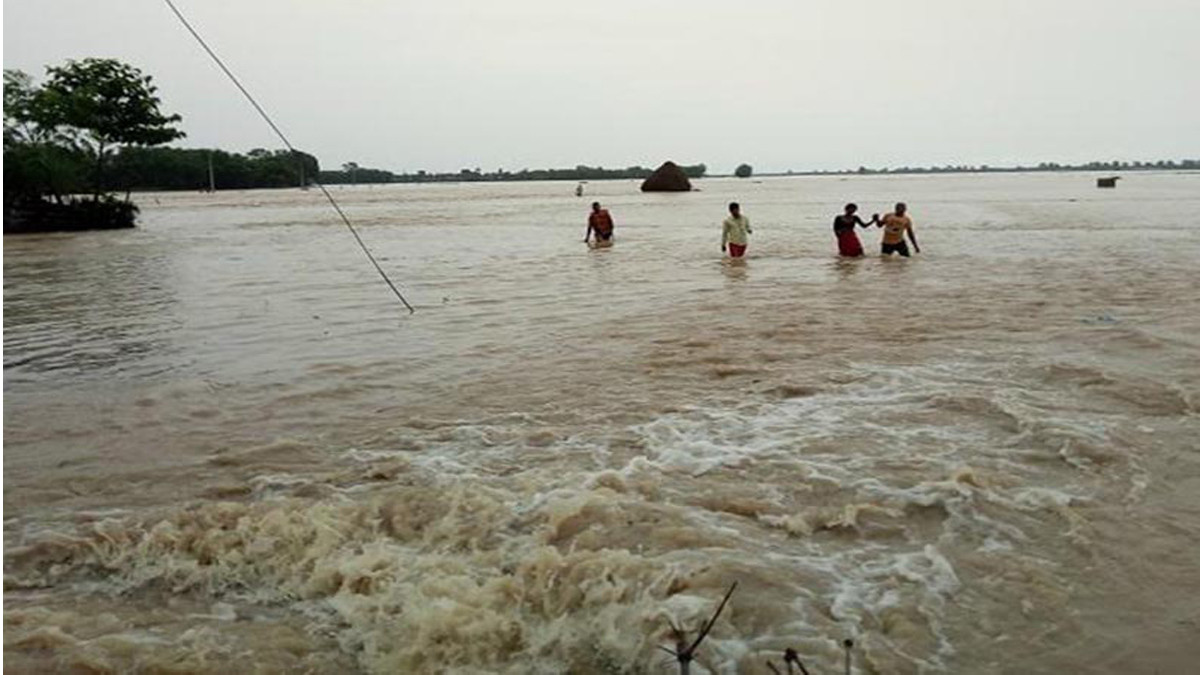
[4,359,1159,673]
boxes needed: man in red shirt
[585,201,615,247]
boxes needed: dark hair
[592,201,601,209]
[845,203,857,211]
[729,202,740,210]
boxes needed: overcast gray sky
[5,0,1198,174]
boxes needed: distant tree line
[319,163,708,185]
[781,159,1200,177]
[110,146,319,191]
[7,142,320,195]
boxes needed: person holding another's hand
[878,202,920,256]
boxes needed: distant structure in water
[1097,176,1120,188]
[640,161,692,192]
[575,182,584,197]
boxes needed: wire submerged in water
[160,0,415,314]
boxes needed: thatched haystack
[640,161,692,192]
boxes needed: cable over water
[160,0,415,313]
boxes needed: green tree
[4,70,39,146]
[33,58,184,200]
[4,69,90,204]
[734,163,752,178]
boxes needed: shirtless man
[877,202,920,257]
[585,201,614,246]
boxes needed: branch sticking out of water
[766,647,813,675]
[786,647,813,675]
[764,638,858,674]
[659,581,738,675]
[659,584,856,674]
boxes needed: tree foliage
[36,59,184,150]
[5,69,91,204]
[5,59,185,201]
[3,139,90,205]
[4,70,40,145]
[734,163,753,178]
[110,147,319,191]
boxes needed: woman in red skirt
[833,203,877,257]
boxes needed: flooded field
[5,173,1200,673]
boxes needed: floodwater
[4,173,1199,674]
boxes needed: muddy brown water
[4,174,1200,673]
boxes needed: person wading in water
[721,202,752,258]
[877,202,920,257]
[585,201,614,247]
[833,203,877,257]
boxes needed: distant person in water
[721,202,752,258]
[585,201,614,246]
[833,203,877,257]
[575,183,584,197]
[877,202,920,257]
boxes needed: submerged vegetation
[4,59,185,232]
[3,59,322,231]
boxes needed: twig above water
[785,647,813,675]
[661,581,738,675]
[767,646,813,675]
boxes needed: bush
[4,196,138,234]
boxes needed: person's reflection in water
[833,256,862,281]
[721,260,748,282]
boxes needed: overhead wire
[160,0,415,313]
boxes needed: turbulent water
[4,173,1200,674]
